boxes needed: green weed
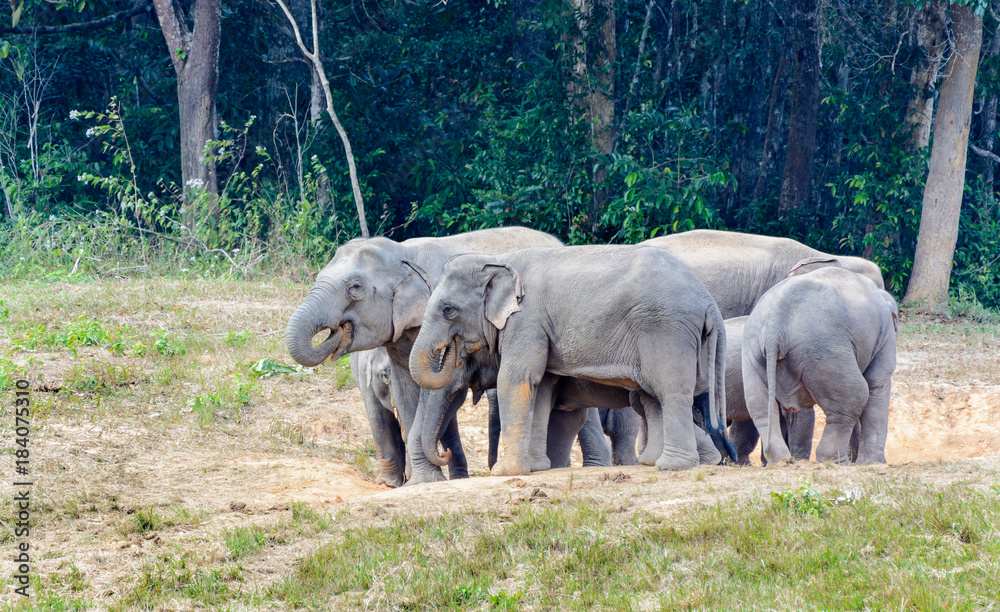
[223,525,268,561]
[152,330,185,357]
[771,477,827,517]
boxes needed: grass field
[0,276,998,610]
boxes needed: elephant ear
[483,263,524,331]
[788,256,841,277]
[391,260,433,342]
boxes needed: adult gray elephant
[742,266,898,465]
[643,229,884,458]
[409,245,730,474]
[285,227,563,485]
[641,229,884,318]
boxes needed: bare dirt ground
[2,281,998,608]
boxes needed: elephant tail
[763,332,780,459]
[705,305,737,463]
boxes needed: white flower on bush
[77,174,86,182]
[255,145,266,155]
[69,110,81,120]
[185,178,205,189]
[85,127,96,138]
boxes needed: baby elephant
[714,317,815,465]
[742,266,898,465]
[409,245,731,474]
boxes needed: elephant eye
[442,304,458,319]
[347,280,364,300]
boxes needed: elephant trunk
[408,334,459,391]
[421,394,458,468]
[285,293,352,367]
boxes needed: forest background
[2,0,999,312]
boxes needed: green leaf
[11,1,24,27]
[249,358,314,378]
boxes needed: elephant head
[285,238,433,367]
[410,254,522,465]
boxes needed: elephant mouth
[432,342,452,374]
[319,321,353,361]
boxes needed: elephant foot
[853,452,887,465]
[637,445,660,466]
[375,471,405,488]
[530,456,552,472]
[447,466,470,480]
[492,456,531,476]
[694,427,722,465]
[763,455,795,467]
[654,451,699,471]
[698,444,722,466]
[405,468,447,486]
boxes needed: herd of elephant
[284,228,898,486]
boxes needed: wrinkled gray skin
[410,245,730,474]
[643,229,884,457]
[350,348,469,486]
[742,266,898,465]
[712,318,815,465]
[285,228,563,485]
[642,230,885,318]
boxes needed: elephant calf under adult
[350,348,470,486]
[742,266,898,465]
[410,245,731,474]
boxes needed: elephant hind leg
[728,419,759,465]
[576,407,612,467]
[809,368,870,464]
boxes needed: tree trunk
[904,5,983,307]
[905,2,948,150]
[566,0,615,234]
[275,0,369,237]
[977,27,1000,192]
[752,47,791,202]
[151,0,220,235]
[777,0,820,219]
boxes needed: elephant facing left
[284,228,563,486]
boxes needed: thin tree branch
[0,0,152,35]
[970,143,1000,164]
[272,0,369,238]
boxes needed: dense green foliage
[1,0,999,307]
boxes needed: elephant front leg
[362,394,406,487]
[493,366,543,477]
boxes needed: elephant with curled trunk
[285,227,563,485]
[410,245,733,474]
[742,266,898,465]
